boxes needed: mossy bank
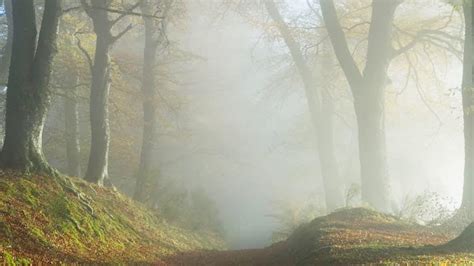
[0,171,225,264]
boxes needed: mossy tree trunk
[265,0,345,211]
[0,0,62,174]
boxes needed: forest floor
[0,171,473,265]
[0,171,224,264]
[161,208,474,265]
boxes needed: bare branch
[91,5,163,21]
[74,33,93,73]
[112,23,134,43]
[111,1,142,26]
[320,0,363,90]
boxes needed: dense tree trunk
[0,0,12,84]
[265,0,344,211]
[0,0,12,141]
[84,33,112,185]
[134,0,160,202]
[461,0,474,218]
[354,93,388,209]
[0,0,61,174]
[82,0,134,185]
[317,90,344,211]
[64,85,81,177]
[446,1,474,240]
[321,0,397,211]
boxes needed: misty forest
[3,0,474,264]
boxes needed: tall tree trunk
[462,0,474,218]
[317,90,344,211]
[265,0,344,211]
[134,0,160,203]
[354,92,388,210]
[321,0,397,211]
[81,0,136,185]
[0,0,61,174]
[0,0,12,84]
[0,0,12,143]
[318,50,345,210]
[355,0,395,211]
[84,33,112,185]
[64,84,81,177]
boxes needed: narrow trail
[158,242,295,266]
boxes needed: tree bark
[64,84,81,177]
[461,0,474,218]
[84,32,112,185]
[0,0,61,174]
[134,0,161,203]
[0,0,12,84]
[81,0,127,185]
[0,0,12,142]
[354,92,388,210]
[321,0,397,211]
[265,0,344,211]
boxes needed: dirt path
[157,242,295,266]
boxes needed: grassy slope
[288,208,474,265]
[0,171,225,264]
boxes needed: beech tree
[134,0,173,202]
[264,0,344,211]
[0,0,11,84]
[51,14,87,177]
[80,0,138,185]
[320,0,400,210]
[462,0,474,218]
[0,0,62,173]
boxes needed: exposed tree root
[55,175,95,217]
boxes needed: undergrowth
[0,171,225,264]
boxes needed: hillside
[287,208,474,265]
[0,171,225,264]
[1,172,473,266]
[158,208,474,265]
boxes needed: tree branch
[112,23,134,43]
[74,34,93,73]
[111,1,142,26]
[91,5,163,21]
[320,0,363,90]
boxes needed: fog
[34,0,468,250]
[9,0,474,263]
[124,0,465,248]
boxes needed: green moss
[1,251,31,266]
[29,227,48,245]
[49,193,73,222]
[0,172,225,263]
[15,179,39,207]
[0,220,12,245]
[3,251,15,266]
